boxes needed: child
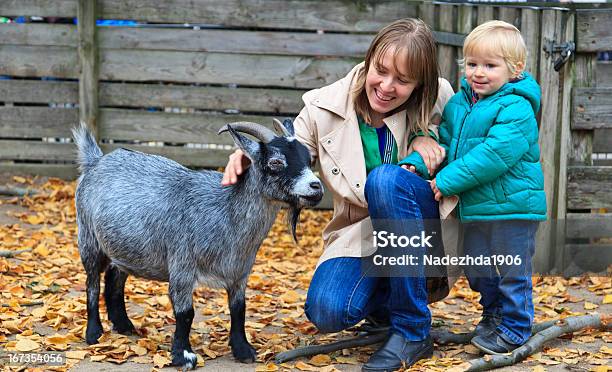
[430,20,547,354]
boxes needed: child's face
[365,47,418,118]
[465,52,515,97]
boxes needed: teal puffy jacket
[401,72,547,221]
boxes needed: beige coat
[294,63,460,280]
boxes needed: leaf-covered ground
[0,175,610,371]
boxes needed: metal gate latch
[543,39,576,72]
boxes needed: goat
[73,120,323,369]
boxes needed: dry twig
[0,248,32,258]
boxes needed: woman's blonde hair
[352,18,439,136]
[463,20,527,77]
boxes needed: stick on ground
[0,248,32,258]
[467,314,608,371]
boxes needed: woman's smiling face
[365,46,418,121]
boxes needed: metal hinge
[543,39,576,72]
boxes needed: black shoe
[474,315,501,337]
[362,333,433,372]
[471,331,521,355]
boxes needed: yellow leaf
[90,355,106,362]
[464,344,480,355]
[153,353,171,368]
[15,338,40,352]
[334,356,359,365]
[157,295,170,307]
[533,366,546,372]
[310,354,332,366]
[31,306,47,318]
[66,350,88,360]
[603,294,612,304]
[584,302,599,310]
[295,361,318,371]
[13,176,27,183]
[590,366,611,372]
[27,215,43,225]
[255,363,279,371]
[130,345,148,356]
[280,290,301,304]
[33,243,49,257]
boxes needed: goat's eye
[267,158,286,171]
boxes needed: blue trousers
[305,165,440,341]
[463,220,538,344]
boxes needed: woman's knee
[304,295,349,333]
[365,164,421,207]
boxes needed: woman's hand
[411,136,446,176]
[221,149,251,186]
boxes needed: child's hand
[401,164,417,173]
[430,178,443,201]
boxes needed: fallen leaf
[66,350,88,360]
[310,354,332,366]
[584,302,599,310]
[16,338,40,352]
[153,353,171,368]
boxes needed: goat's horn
[218,121,276,143]
[272,118,291,137]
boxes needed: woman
[223,19,456,371]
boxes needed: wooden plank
[567,166,612,209]
[570,54,596,165]
[498,7,520,28]
[0,80,78,103]
[535,9,563,272]
[576,10,612,53]
[0,80,305,113]
[0,107,77,138]
[99,49,359,89]
[456,5,475,89]
[554,11,574,272]
[520,9,540,79]
[597,61,612,86]
[438,4,457,88]
[566,213,612,239]
[98,0,418,32]
[476,5,494,26]
[0,163,78,180]
[99,27,372,58]
[0,0,77,17]
[572,87,612,130]
[0,45,77,79]
[0,23,76,47]
[100,83,305,114]
[593,129,612,153]
[0,140,233,168]
[564,244,612,274]
[99,108,279,144]
[78,0,99,132]
[419,2,435,28]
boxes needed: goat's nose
[310,181,322,191]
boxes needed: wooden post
[456,4,475,88]
[534,9,568,273]
[521,9,541,79]
[476,5,494,27]
[438,4,457,90]
[78,0,98,134]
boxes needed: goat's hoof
[113,322,136,335]
[171,350,198,370]
[232,343,257,363]
[85,327,103,345]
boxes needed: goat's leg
[79,232,108,345]
[168,278,198,370]
[104,265,135,335]
[227,281,257,363]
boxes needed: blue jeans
[463,220,538,345]
[305,165,440,341]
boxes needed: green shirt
[357,116,398,175]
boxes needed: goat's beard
[286,206,302,243]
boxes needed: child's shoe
[474,315,501,337]
[471,330,522,355]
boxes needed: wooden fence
[0,1,610,272]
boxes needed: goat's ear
[227,126,259,161]
[282,118,295,136]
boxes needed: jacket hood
[461,72,541,113]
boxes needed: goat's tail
[72,122,103,174]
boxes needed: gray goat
[73,120,323,369]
